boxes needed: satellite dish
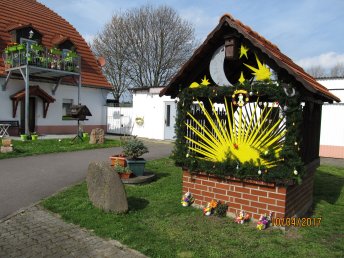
[97,56,106,67]
[209,45,232,87]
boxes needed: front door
[164,101,177,140]
[20,97,36,133]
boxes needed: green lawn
[42,159,344,258]
[0,138,121,159]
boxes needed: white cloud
[82,34,95,45]
[296,52,344,70]
[179,8,218,40]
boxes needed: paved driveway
[0,140,173,219]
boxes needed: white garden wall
[317,78,344,158]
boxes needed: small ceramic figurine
[256,212,272,230]
[235,210,250,224]
[203,200,218,216]
[203,203,212,216]
[181,192,194,207]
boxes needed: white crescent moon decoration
[209,45,232,87]
[282,84,296,97]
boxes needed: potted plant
[113,160,133,179]
[20,134,28,141]
[16,44,26,51]
[120,166,134,179]
[122,138,148,176]
[109,153,127,167]
[31,132,38,141]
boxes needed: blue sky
[38,0,344,69]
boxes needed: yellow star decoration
[200,75,210,86]
[238,72,245,84]
[244,55,272,81]
[189,75,211,88]
[189,82,200,88]
[239,45,249,59]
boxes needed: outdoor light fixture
[29,30,34,39]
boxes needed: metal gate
[107,107,133,135]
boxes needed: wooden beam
[43,101,50,118]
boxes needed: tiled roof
[161,14,340,103]
[0,0,111,89]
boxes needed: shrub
[122,138,149,160]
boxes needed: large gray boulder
[86,161,128,213]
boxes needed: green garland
[173,81,304,186]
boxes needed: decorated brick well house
[0,0,111,135]
[160,14,340,220]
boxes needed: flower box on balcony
[31,44,44,52]
[16,44,26,51]
[8,45,18,52]
[50,48,62,56]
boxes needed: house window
[58,40,74,50]
[20,38,37,49]
[166,105,171,127]
[13,27,41,44]
[62,99,73,120]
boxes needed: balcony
[2,43,80,74]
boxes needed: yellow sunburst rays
[244,54,272,81]
[185,98,286,167]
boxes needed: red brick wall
[182,161,317,220]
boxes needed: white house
[318,77,344,158]
[107,86,177,140]
[0,0,111,136]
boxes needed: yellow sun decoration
[185,98,285,168]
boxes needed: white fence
[107,107,133,135]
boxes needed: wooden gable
[160,14,340,103]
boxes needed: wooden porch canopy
[10,85,55,118]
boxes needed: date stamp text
[271,217,322,227]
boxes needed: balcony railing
[2,43,80,73]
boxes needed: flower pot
[110,155,127,167]
[17,44,25,51]
[126,159,146,176]
[119,173,134,179]
[20,134,28,141]
[31,135,38,141]
[9,46,17,52]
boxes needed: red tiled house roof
[161,14,340,103]
[0,0,111,89]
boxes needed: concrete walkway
[0,136,172,257]
[0,205,146,258]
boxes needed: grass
[0,137,121,159]
[42,159,344,258]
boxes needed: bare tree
[92,15,131,101]
[306,65,327,78]
[330,63,344,77]
[92,5,196,98]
